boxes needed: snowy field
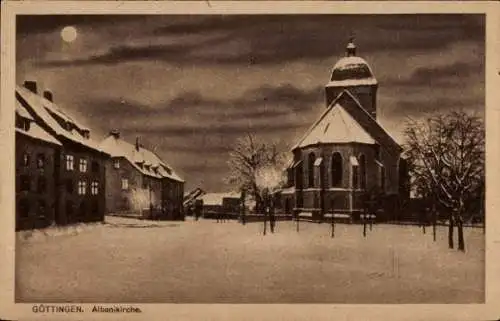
[16,216,484,303]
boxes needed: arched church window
[359,154,366,189]
[308,153,315,188]
[331,152,342,187]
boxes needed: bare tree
[226,133,289,214]
[404,111,485,252]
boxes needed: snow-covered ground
[16,216,484,303]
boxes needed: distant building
[99,131,185,220]
[16,81,109,229]
[198,192,242,218]
[183,188,206,208]
[279,40,409,222]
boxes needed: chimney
[135,137,140,151]
[110,129,120,139]
[43,90,53,102]
[24,80,38,94]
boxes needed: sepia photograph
[1,1,499,319]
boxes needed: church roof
[295,103,376,149]
[292,90,401,153]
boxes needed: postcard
[1,1,499,320]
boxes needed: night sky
[16,14,485,192]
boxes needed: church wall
[380,146,400,195]
[292,142,401,216]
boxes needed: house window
[21,153,30,167]
[78,180,87,195]
[352,165,359,189]
[18,199,30,218]
[79,158,88,172]
[20,175,30,191]
[307,152,315,188]
[66,154,74,171]
[37,177,47,194]
[113,159,120,169]
[331,152,343,187]
[36,153,45,169]
[121,178,129,190]
[66,179,74,194]
[91,181,99,195]
[359,154,367,189]
[92,161,100,173]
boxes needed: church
[279,40,409,222]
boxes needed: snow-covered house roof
[16,85,105,153]
[16,100,34,120]
[99,134,184,182]
[16,103,62,146]
[292,90,401,153]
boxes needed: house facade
[16,81,109,228]
[280,40,408,222]
[99,131,185,220]
[15,101,62,230]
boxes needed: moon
[61,26,78,43]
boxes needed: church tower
[325,39,378,118]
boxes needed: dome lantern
[346,37,357,57]
[325,37,379,118]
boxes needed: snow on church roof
[292,90,402,153]
[295,103,376,149]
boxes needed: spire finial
[346,35,357,57]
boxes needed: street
[16,216,484,303]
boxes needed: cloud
[389,97,484,119]
[74,83,323,133]
[386,62,484,88]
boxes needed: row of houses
[15,81,184,231]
